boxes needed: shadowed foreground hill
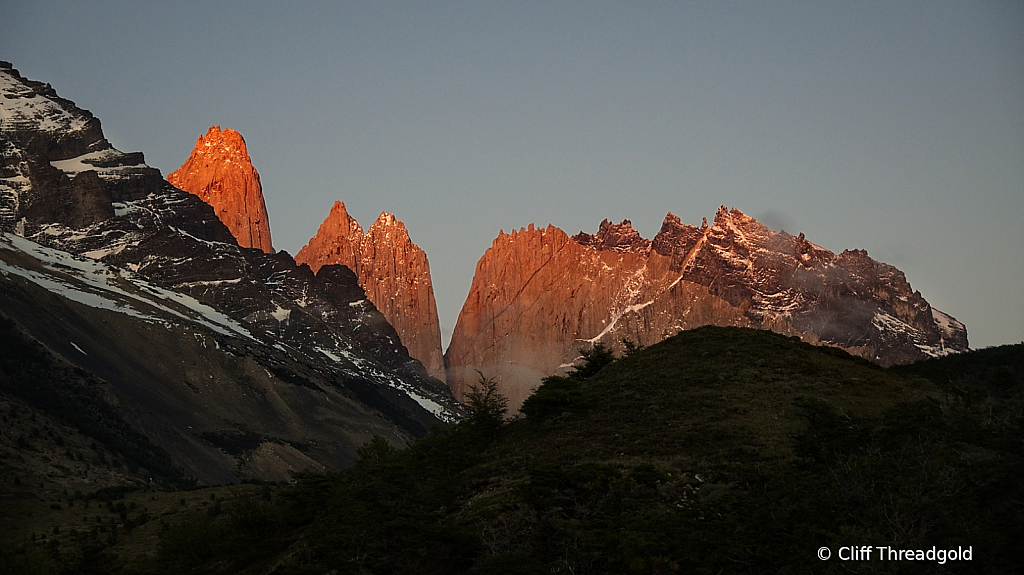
[9,328,1021,574]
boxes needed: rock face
[0,62,165,233]
[167,126,273,253]
[0,62,460,484]
[445,208,969,409]
[296,202,446,382]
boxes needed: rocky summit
[0,62,459,485]
[296,201,446,383]
[445,208,969,409]
[167,125,274,253]
[0,62,166,234]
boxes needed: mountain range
[0,62,458,489]
[446,210,968,408]
[0,60,968,485]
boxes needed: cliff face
[445,208,968,410]
[167,126,273,253]
[296,202,446,382]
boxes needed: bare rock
[446,208,969,410]
[296,202,446,382]
[167,126,274,253]
[1,63,163,233]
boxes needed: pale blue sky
[4,1,1022,349]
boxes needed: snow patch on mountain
[932,309,965,340]
[584,300,655,344]
[271,306,290,322]
[872,312,915,335]
[0,71,89,134]
[1,232,256,340]
[50,150,147,181]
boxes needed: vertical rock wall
[296,202,446,383]
[167,126,273,253]
[446,209,969,411]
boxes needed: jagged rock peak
[326,200,364,235]
[496,222,554,239]
[296,201,363,273]
[712,205,758,233]
[651,212,707,259]
[446,206,969,410]
[167,126,274,253]
[296,204,446,382]
[572,219,652,254]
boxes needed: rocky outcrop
[296,202,446,382]
[0,62,165,234]
[573,218,652,253]
[167,126,273,253]
[445,208,968,409]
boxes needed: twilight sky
[4,1,1022,349]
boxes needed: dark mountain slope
[0,314,186,492]
[0,234,435,486]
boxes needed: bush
[520,344,614,420]
[570,343,616,379]
[520,375,586,420]
[356,435,398,467]
[464,374,508,435]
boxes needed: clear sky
[4,1,1022,349]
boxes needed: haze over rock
[296,202,446,382]
[445,208,969,409]
[167,126,273,253]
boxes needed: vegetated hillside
[890,342,1024,395]
[8,328,1021,574]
